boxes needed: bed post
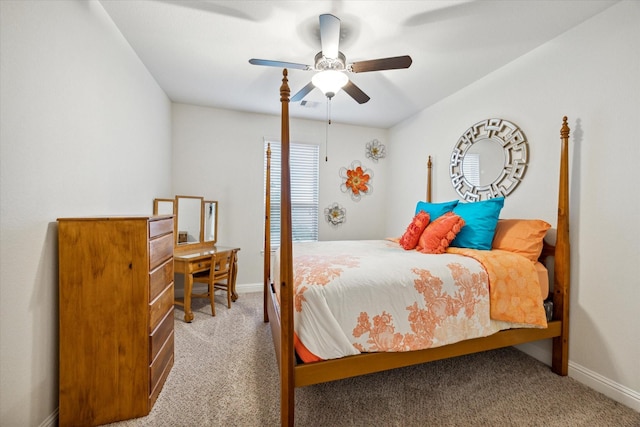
[552,116,571,376]
[426,156,433,203]
[264,143,271,323]
[279,69,295,426]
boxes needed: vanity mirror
[450,118,528,202]
[153,198,175,216]
[203,200,218,245]
[153,195,219,248]
[175,196,203,245]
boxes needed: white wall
[171,103,389,287]
[0,1,172,426]
[387,0,640,410]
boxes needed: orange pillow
[491,219,551,262]
[399,211,430,250]
[417,212,465,254]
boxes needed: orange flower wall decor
[340,160,373,201]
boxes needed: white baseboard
[39,408,57,427]
[236,282,264,294]
[569,361,640,412]
[175,282,264,299]
[518,343,640,413]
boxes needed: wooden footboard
[264,69,571,426]
[294,321,562,387]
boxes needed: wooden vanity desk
[153,196,240,322]
[174,244,240,322]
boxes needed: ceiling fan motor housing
[314,51,346,71]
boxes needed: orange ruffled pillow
[399,211,431,250]
[417,212,465,254]
[492,219,551,262]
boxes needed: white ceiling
[100,0,617,128]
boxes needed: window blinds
[265,141,319,248]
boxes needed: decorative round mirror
[449,118,528,202]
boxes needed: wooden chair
[191,250,236,316]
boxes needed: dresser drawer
[150,332,174,396]
[149,233,173,271]
[150,258,173,302]
[149,282,174,331]
[150,308,174,363]
[149,218,173,239]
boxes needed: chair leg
[226,284,231,309]
[208,283,216,316]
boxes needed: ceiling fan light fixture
[312,70,348,99]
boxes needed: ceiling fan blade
[291,81,316,102]
[343,80,370,104]
[319,14,340,59]
[249,59,311,70]
[350,55,413,73]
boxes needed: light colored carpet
[106,292,640,427]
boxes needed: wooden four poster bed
[264,69,570,426]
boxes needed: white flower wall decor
[365,139,386,162]
[324,203,346,226]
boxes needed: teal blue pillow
[450,197,505,250]
[415,200,459,221]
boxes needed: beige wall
[387,0,640,410]
[0,1,172,425]
[171,103,389,288]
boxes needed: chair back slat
[191,249,236,316]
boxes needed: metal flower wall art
[340,160,373,202]
[365,139,386,162]
[324,203,346,226]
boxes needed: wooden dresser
[57,215,175,426]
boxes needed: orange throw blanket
[447,248,548,327]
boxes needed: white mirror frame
[449,118,528,202]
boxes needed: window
[265,140,319,248]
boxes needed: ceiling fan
[249,13,412,104]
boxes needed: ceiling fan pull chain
[325,98,331,162]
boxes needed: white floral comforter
[272,240,543,362]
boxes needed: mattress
[273,240,548,362]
